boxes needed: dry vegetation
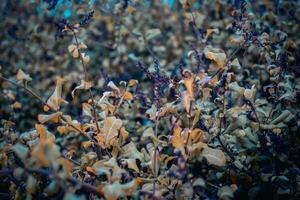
[0,0,300,199]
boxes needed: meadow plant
[0,0,299,199]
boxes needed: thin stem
[217,87,235,161]
[185,101,193,150]
[112,86,128,115]
[0,75,50,108]
[0,75,100,147]
[246,99,261,125]
[0,168,104,197]
[71,30,101,133]
[29,168,104,197]
[152,115,159,195]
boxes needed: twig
[112,85,128,115]
[152,114,159,195]
[0,75,50,108]
[28,168,104,197]
[216,85,235,161]
[246,100,261,125]
[71,30,101,134]
[185,101,193,150]
[0,168,104,197]
[0,75,100,147]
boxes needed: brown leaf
[182,69,194,98]
[102,178,143,200]
[204,47,226,68]
[170,124,185,152]
[82,102,93,117]
[46,77,67,111]
[71,80,93,98]
[121,158,140,173]
[244,85,256,102]
[128,79,138,87]
[82,141,93,149]
[182,91,193,114]
[38,112,62,124]
[107,81,120,96]
[201,146,226,167]
[16,69,32,82]
[205,28,219,40]
[123,91,133,100]
[102,116,123,147]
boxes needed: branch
[71,30,101,134]
[0,75,100,147]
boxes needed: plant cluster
[0,0,300,199]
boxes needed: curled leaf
[204,47,226,68]
[38,112,62,124]
[205,28,219,40]
[182,69,194,98]
[107,81,120,96]
[72,80,93,98]
[46,77,67,111]
[16,69,32,82]
[182,91,193,114]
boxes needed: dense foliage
[0,0,300,199]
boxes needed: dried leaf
[122,158,140,173]
[102,179,142,200]
[145,28,161,40]
[127,6,136,14]
[86,166,96,175]
[128,79,138,87]
[182,69,194,98]
[12,101,22,109]
[205,28,219,40]
[46,77,67,111]
[82,103,93,117]
[204,47,226,68]
[244,85,256,102]
[31,137,60,167]
[218,186,234,199]
[102,116,123,146]
[13,143,28,162]
[123,91,133,100]
[170,124,185,152]
[107,81,120,96]
[201,146,226,167]
[58,158,73,174]
[16,69,32,82]
[182,91,193,114]
[82,141,93,149]
[38,112,62,124]
[81,52,90,63]
[120,142,143,160]
[72,80,93,98]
